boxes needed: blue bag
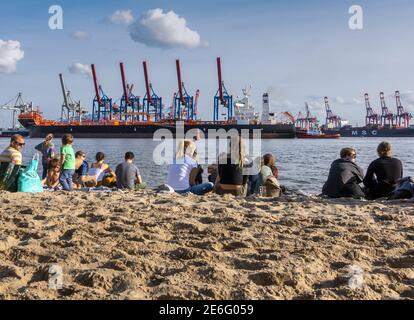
[17,154,44,193]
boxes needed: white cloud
[71,31,89,40]
[0,39,24,74]
[68,63,91,78]
[333,96,345,104]
[353,98,364,105]
[108,10,134,25]
[129,8,207,49]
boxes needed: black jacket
[322,158,364,198]
[363,157,403,199]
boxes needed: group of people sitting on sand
[0,133,143,191]
[162,137,282,197]
[322,141,407,200]
[0,133,410,199]
[0,133,281,197]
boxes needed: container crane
[214,57,233,122]
[395,91,412,128]
[0,93,33,128]
[364,93,379,126]
[305,102,318,129]
[324,96,341,128]
[142,61,163,121]
[295,112,306,128]
[119,63,140,121]
[173,59,196,120]
[379,92,394,127]
[194,89,200,120]
[91,64,113,121]
[59,74,85,123]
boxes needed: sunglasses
[16,142,25,147]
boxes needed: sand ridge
[0,191,413,300]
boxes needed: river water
[1,137,413,194]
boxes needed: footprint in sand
[248,272,278,286]
[387,253,414,269]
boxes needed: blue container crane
[174,59,196,121]
[214,57,233,122]
[142,61,162,122]
[91,64,113,122]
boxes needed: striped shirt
[0,147,22,165]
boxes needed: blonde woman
[166,139,213,195]
[363,141,403,199]
[215,135,248,197]
[35,133,55,179]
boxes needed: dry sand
[0,190,413,300]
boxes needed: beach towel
[17,154,43,193]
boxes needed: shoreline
[0,191,413,300]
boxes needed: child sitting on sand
[42,158,61,189]
[59,134,76,191]
[254,154,282,197]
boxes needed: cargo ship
[17,59,295,139]
[324,125,414,137]
[323,92,414,138]
[18,115,295,139]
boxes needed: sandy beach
[0,190,413,300]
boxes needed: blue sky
[1,0,414,127]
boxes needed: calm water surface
[1,137,413,194]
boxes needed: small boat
[0,127,30,138]
[296,128,340,139]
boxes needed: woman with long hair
[166,139,214,195]
[35,133,55,179]
[88,152,116,187]
[214,135,249,197]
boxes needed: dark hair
[62,134,74,145]
[48,158,60,170]
[95,152,105,162]
[125,151,135,160]
[75,151,85,158]
[263,154,275,167]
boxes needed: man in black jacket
[322,148,365,198]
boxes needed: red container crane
[395,90,412,128]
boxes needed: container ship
[16,58,295,139]
[322,92,414,137]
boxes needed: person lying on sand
[322,147,365,199]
